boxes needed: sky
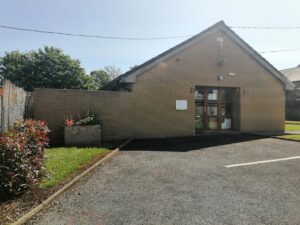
[1,0,300,74]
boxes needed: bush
[0,119,49,200]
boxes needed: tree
[89,70,111,90]
[104,66,122,79]
[81,74,98,90]
[0,46,90,91]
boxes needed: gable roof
[281,65,300,82]
[102,21,294,90]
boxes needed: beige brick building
[33,21,294,145]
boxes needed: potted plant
[63,111,101,147]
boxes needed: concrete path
[285,130,300,134]
[29,136,300,225]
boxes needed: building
[103,20,293,133]
[33,21,294,145]
[281,65,300,120]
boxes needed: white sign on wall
[176,100,187,110]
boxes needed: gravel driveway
[29,135,300,225]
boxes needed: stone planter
[64,124,101,147]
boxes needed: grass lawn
[40,147,109,188]
[276,134,300,141]
[285,123,300,131]
[286,120,300,125]
[275,121,300,141]
[285,121,300,131]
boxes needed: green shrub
[0,119,49,200]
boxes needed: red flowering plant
[0,119,49,199]
[64,111,98,127]
[64,117,75,127]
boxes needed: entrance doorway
[195,87,236,132]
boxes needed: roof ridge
[102,20,225,90]
[102,20,294,90]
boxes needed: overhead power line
[2,24,300,54]
[0,25,192,40]
[259,48,300,54]
[2,24,300,40]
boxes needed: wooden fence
[0,80,30,133]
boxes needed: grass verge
[1,144,118,225]
[285,123,300,131]
[286,120,300,125]
[276,134,300,141]
[275,121,300,141]
[40,147,109,188]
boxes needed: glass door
[207,88,218,130]
[221,89,233,130]
[195,89,205,130]
[195,87,233,132]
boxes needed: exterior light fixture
[217,75,224,81]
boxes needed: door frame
[195,86,238,132]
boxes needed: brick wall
[32,89,134,146]
[32,29,286,145]
[128,30,285,136]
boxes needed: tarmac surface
[29,135,300,225]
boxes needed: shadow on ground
[122,134,267,152]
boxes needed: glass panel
[222,105,232,116]
[195,88,205,131]
[222,89,233,103]
[195,87,234,131]
[207,105,217,116]
[221,89,232,130]
[221,117,232,129]
[208,89,218,100]
[195,89,204,101]
[208,117,218,130]
[195,118,204,130]
[222,106,226,116]
[195,104,204,117]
